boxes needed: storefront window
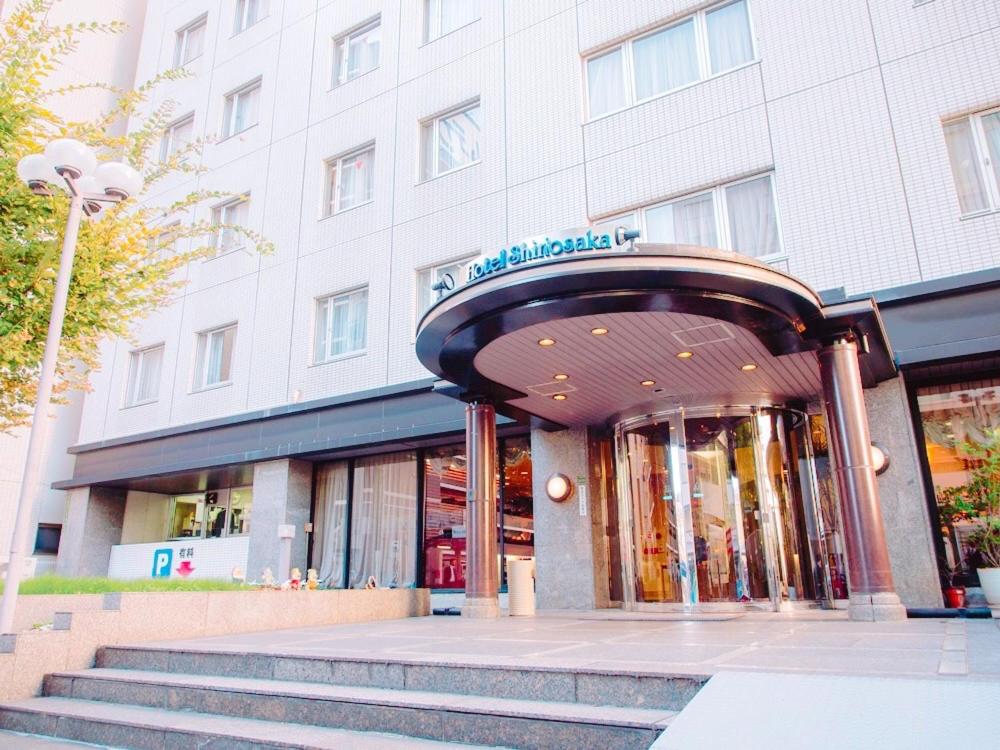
[348,452,418,588]
[313,462,350,588]
[168,494,205,538]
[229,488,252,535]
[917,377,1000,586]
[808,415,850,600]
[502,437,534,582]
[423,446,467,589]
[166,488,252,540]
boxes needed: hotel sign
[463,223,638,286]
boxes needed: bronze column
[819,336,906,621]
[463,400,500,618]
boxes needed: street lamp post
[0,139,143,635]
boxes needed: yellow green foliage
[0,0,271,431]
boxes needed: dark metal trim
[343,458,355,590]
[415,448,426,589]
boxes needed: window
[611,173,782,260]
[416,257,472,314]
[159,114,194,161]
[233,0,267,34]
[421,102,481,180]
[148,222,181,259]
[424,0,479,43]
[333,18,380,86]
[944,109,1000,215]
[167,488,252,539]
[314,288,368,363]
[174,16,207,67]
[34,524,61,555]
[222,79,261,138]
[194,324,236,390]
[324,146,375,216]
[212,196,249,255]
[585,0,754,118]
[349,452,418,588]
[125,344,164,407]
[916,376,1000,588]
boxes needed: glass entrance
[615,408,830,609]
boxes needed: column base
[462,596,500,619]
[848,592,907,621]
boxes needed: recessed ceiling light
[552,394,568,401]
[538,338,556,347]
[640,379,656,387]
[590,327,609,336]
[553,373,569,381]
[741,363,758,371]
[676,351,694,359]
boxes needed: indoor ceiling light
[640,379,656,387]
[676,351,694,359]
[741,363,758,371]
[553,373,569,381]
[538,338,556,347]
[590,327,609,336]
[552,394,568,401]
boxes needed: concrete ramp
[654,670,1000,749]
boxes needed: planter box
[0,588,429,700]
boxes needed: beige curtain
[312,462,349,587]
[348,452,418,588]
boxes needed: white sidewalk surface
[654,670,1000,749]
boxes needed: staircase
[0,644,707,749]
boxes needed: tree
[0,0,270,431]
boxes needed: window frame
[221,78,262,139]
[415,254,476,325]
[124,343,166,408]
[174,15,207,68]
[192,323,238,392]
[944,107,1000,217]
[597,172,785,262]
[583,0,757,121]
[420,100,482,182]
[323,144,376,217]
[313,287,369,365]
[166,486,253,541]
[159,112,195,162]
[211,194,250,257]
[233,0,267,35]
[332,17,381,87]
[423,0,480,44]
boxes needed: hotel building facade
[44,0,1000,619]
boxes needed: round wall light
[871,443,890,475]
[546,473,573,502]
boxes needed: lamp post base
[848,592,907,621]
[462,596,500,619]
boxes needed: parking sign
[151,548,173,578]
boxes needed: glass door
[616,407,828,609]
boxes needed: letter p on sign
[151,548,173,578]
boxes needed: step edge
[44,672,678,729]
[0,700,502,749]
[98,645,712,682]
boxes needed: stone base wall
[0,588,429,700]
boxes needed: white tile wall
[77,0,1000,444]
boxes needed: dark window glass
[34,524,61,555]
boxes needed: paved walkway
[140,611,1000,681]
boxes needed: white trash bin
[507,558,536,616]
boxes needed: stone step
[0,697,504,750]
[42,668,673,750]
[97,645,705,711]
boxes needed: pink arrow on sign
[176,560,195,577]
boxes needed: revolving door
[615,407,833,610]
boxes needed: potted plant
[953,427,1000,606]
[942,562,966,609]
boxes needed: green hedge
[0,575,253,595]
